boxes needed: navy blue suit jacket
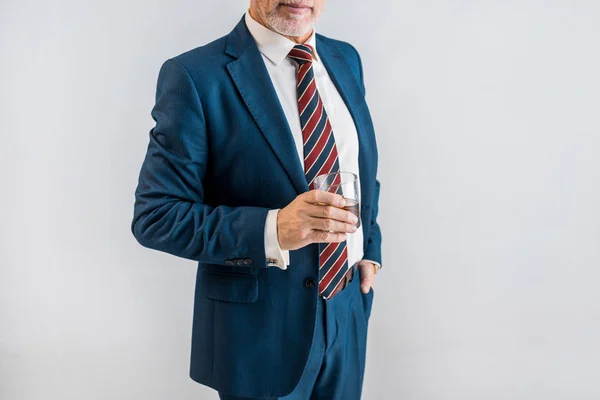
[132,16,382,398]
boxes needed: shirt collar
[244,10,320,66]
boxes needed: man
[132,1,382,398]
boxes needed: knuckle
[319,231,329,242]
[323,219,333,230]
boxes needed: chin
[270,17,313,37]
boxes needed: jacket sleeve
[131,58,270,268]
[363,179,382,266]
[349,43,383,267]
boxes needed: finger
[310,218,357,234]
[307,203,359,225]
[360,266,375,294]
[309,230,347,244]
[305,190,346,208]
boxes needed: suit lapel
[225,18,309,195]
[316,36,374,209]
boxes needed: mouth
[279,2,312,13]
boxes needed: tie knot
[288,44,314,65]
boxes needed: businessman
[132,1,382,398]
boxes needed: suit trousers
[218,265,374,400]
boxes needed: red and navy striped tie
[288,44,350,299]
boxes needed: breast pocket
[202,269,258,303]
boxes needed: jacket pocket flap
[203,271,258,303]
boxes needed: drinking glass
[313,171,360,229]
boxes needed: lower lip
[281,4,311,14]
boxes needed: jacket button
[304,278,317,288]
[225,260,234,266]
[235,259,244,265]
[243,258,252,265]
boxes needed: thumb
[360,266,374,293]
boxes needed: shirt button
[304,278,317,289]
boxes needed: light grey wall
[2,1,599,399]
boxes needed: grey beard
[266,13,315,37]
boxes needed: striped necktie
[288,43,350,299]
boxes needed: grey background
[2,0,600,399]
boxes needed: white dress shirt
[245,12,378,271]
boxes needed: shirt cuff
[362,259,381,270]
[264,209,290,270]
